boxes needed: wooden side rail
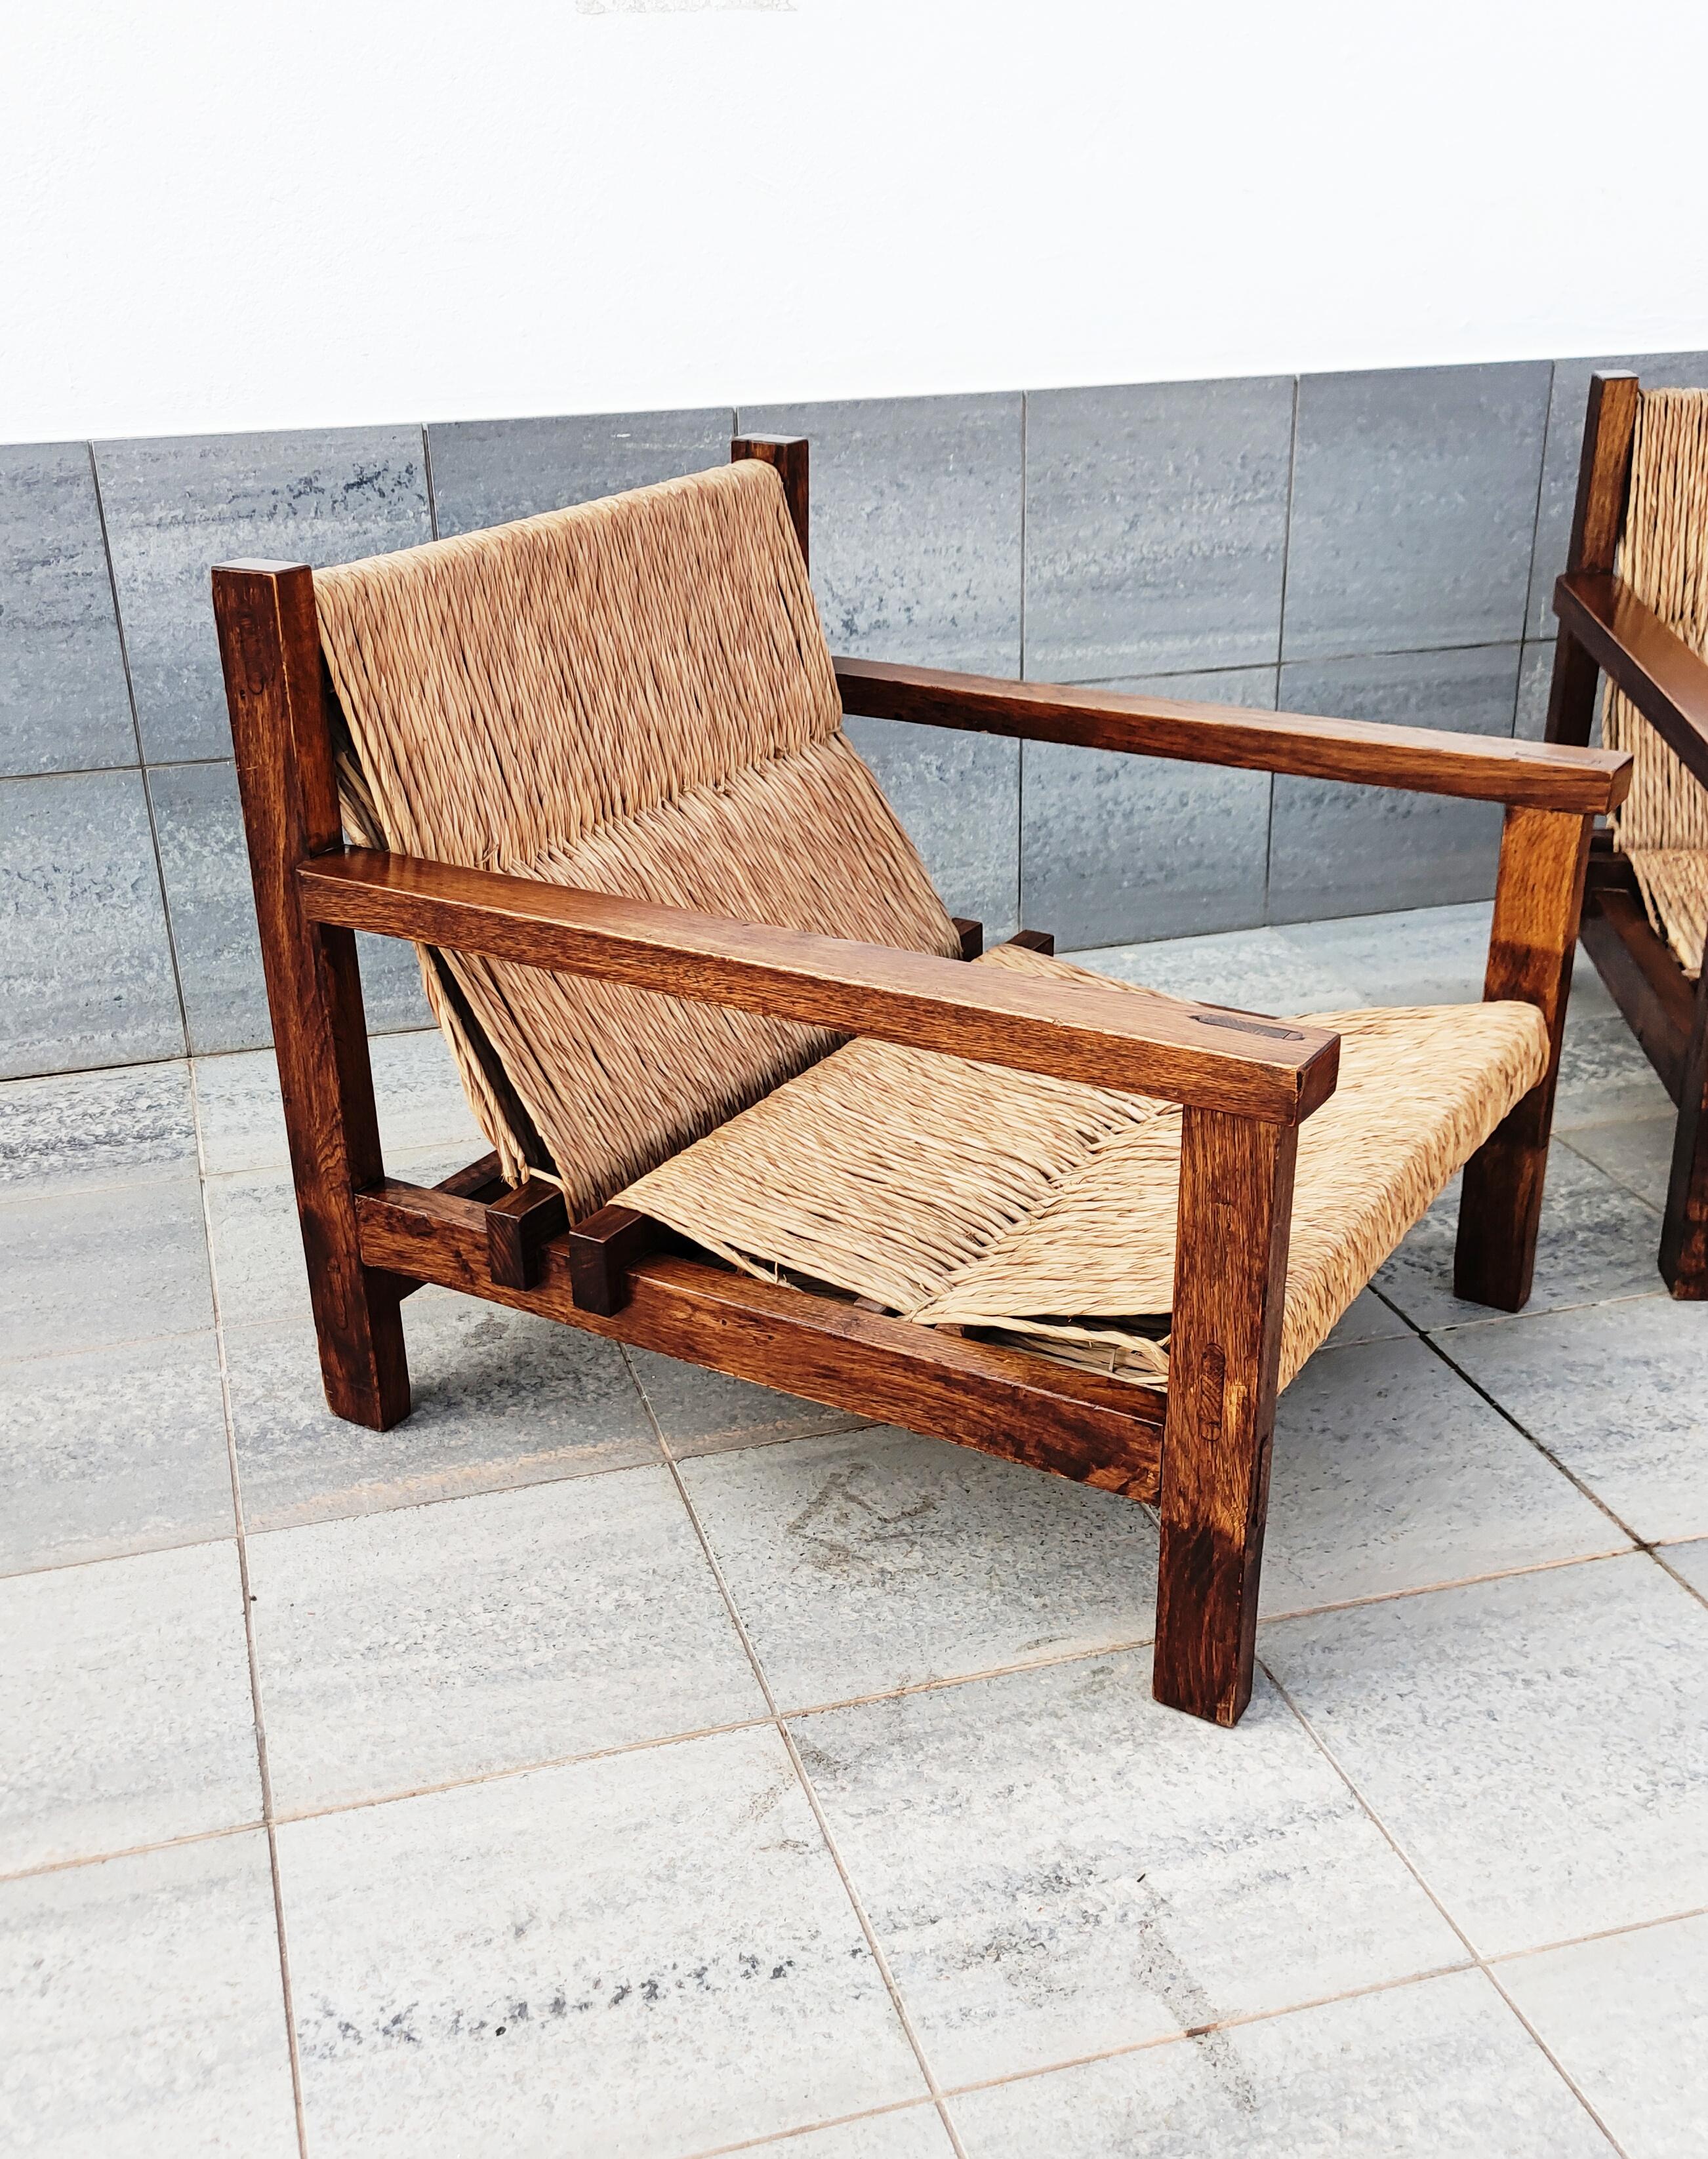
[299,851,1341,1125]
[356,1179,1166,1497]
[835,657,1633,815]
[1554,571,1708,794]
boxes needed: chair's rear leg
[1661,969,1708,1297]
[1454,806,1593,1312]
[1154,1106,1296,1727]
[214,559,410,1430]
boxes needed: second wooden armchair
[213,435,1630,1729]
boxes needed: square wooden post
[213,559,411,1430]
[1153,1106,1297,1726]
[731,435,809,569]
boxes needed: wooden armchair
[1545,372,1708,1295]
[213,435,1629,1728]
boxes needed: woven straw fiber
[623,943,1550,1392]
[1606,388,1708,978]
[315,461,960,1207]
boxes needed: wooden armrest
[299,850,1339,1125]
[835,656,1632,815]
[1555,571,1708,795]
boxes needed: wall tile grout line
[1258,1657,1633,2157]
[185,1057,313,2159]
[84,442,193,1058]
[616,1341,973,2159]
[1263,373,1303,921]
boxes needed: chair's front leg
[1454,805,1595,1310]
[1154,1106,1297,1727]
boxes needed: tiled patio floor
[3,902,1705,2157]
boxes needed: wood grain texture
[485,1179,568,1291]
[566,1204,670,1316]
[212,559,411,1430]
[357,1179,1164,1494]
[1661,966,1708,1298]
[1582,850,1694,1102]
[731,435,809,570]
[834,656,1633,815]
[1555,571,1708,793]
[952,916,985,960]
[1566,371,1641,577]
[1154,1107,1296,1727]
[1454,805,1594,1310]
[300,850,1342,1124]
[1006,928,1057,957]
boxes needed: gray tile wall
[0,355,1684,1076]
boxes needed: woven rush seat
[621,943,1549,1390]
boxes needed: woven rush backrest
[314,459,960,1210]
[1606,390,1708,965]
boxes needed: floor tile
[193,1026,481,1177]
[746,2112,955,2158]
[1261,1335,1626,1616]
[1264,1555,1708,1954]
[1374,1152,1661,1333]
[278,1726,926,2156]
[1322,1286,1408,1349]
[251,1468,762,1813]
[428,407,734,535]
[627,1347,871,1459]
[798,1655,1462,2086]
[227,1292,657,1531]
[0,1331,233,1575]
[1271,901,1494,1007]
[1665,1538,1708,1600]
[1283,360,1549,658]
[683,1427,1160,1709]
[0,1831,297,2158]
[0,769,184,1078]
[1074,923,1358,1015]
[0,1173,213,1359]
[96,425,432,765]
[0,440,136,779]
[949,1969,1610,2158]
[1023,375,1293,678]
[1551,1013,1676,1132]
[0,1059,195,1200]
[1439,1297,1708,1544]
[1497,1912,1708,2159]
[0,1542,258,1874]
[203,1167,311,1327]
[205,1144,474,1329]
[1021,667,1274,948]
[1561,1114,1675,1211]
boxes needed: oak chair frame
[213,434,1630,1727]
[1543,371,1708,1296]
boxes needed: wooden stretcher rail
[1554,571,1708,795]
[356,1179,1166,1498]
[835,656,1634,815]
[300,851,1341,1124]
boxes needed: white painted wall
[6,0,1706,443]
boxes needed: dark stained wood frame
[1543,371,1708,1297]
[213,435,1630,1726]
